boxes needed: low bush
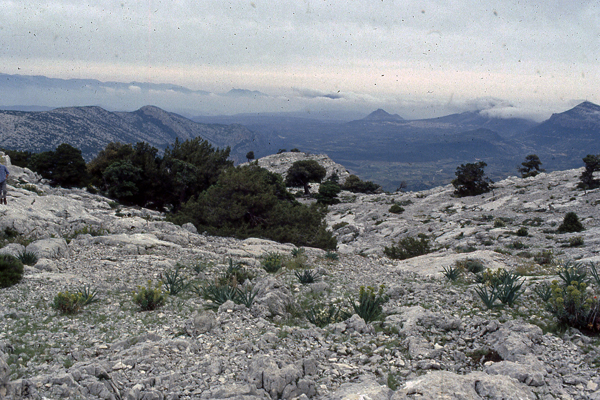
[0,254,24,288]
[557,212,584,233]
[388,204,405,214]
[493,219,506,228]
[456,258,485,274]
[568,236,584,247]
[261,252,285,273]
[305,303,346,328]
[384,234,431,260]
[52,291,83,314]
[516,227,529,237]
[547,279,599,332]
[341,175,381,194]
[350,285,388,323]
[133,281,166,311]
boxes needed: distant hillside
[0,105,264,163]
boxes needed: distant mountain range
[0,105,263,163]
[1,92,599,191]
[194,101,600,190]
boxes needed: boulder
[392,370,536,399]
[485,321,543,362]
[26,238,69,259]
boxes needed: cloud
[292,88,344,100]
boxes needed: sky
[1,0,599,120]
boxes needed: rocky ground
[0,153,599,400]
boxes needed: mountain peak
[362,109,404,122]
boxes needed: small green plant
[295,269,320,284]
[161,267,190,295]
[493,219,506,228]
[384,234,431,260]
[52,291,83,314]
[77,285,99,306]
[557,261,588,286]
[547,279,598,332]
[516,227,529,237]
[442,265,461,281]
[235,286,259,308]
[133,281,166,311]
[108,201,119,209]
[0,254,24,288]
[17,250,38,266]
[533,283,552,302]
[261,252,284,273]
[568,236,584,247]
[474,285,498,309]
[325,251,339,261]
[200,282,257,310]
[389,204,405,214]
[589,262,600,288]
[557,212,584,233]
[305,303,345,327]
[533,250,553,265]
[350,285,388,323]
[291,247,305,257]
[495,271,524,307]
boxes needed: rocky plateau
[0,151,599,400]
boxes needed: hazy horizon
[2,1,598,121]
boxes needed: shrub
[547,280,599,332]
[315,180,341,205]
[0,254,24,288]
[451,161,493,197]
[533,250,553,265]
[557,212,584,233]
[325,251,339,261]
[556,261,587,286]
[456,258,485,274]
[170,164,337,250]
[261,252,285,273]
[305,303,345,327]
[219,258,253,285]
[475,268,524,308]
[493,219,506,228]
[389,204,405,214]
[350,285,388,323]
[291,247,305,258]
[133,281,166,311]
[516,227,528,237]
[341,175,381,194]
[17,250,38,266]
[52,291,83,314]
[384,234,431,260]
[568,236,584,247]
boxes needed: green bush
[451,161,493,197]
[384,234,431,260]
[170,164,337,250]
[261,252,285,273]
[0,254,24,288]
[341,175,381,194]
[350,285,388,322]
[568,236,584,247]
[557,212,584,233]
[547,280,598,332]
[516,227,528,237]
[315,180,341,205]
[456,258,485,274]
[52,291,83,314]
[388,204,405,214]
[493,219,506,228]
[200,282,258,310]
[133,281,166,311]
[325,251,339,261]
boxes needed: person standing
[0,163,9,205]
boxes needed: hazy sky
[1,0,599,119]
